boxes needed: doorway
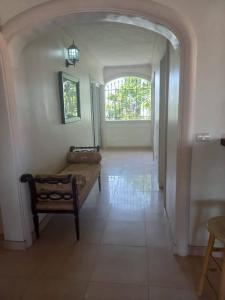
[0,3,196,255]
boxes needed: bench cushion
[59,163,101,206]
[67,152,101,164]
[36,201,74,211]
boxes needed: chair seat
[207,216,225,243]
[59,163,100,183]
[36,200,74,211]
[59,163,101,205]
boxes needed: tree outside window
[105,76,151,121]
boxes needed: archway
[0,0,197,255]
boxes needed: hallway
[0,150,216,299]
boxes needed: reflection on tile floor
[0,149,217,299]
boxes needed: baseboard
[0,239,27,250]
[102,146,152,151]
[0,214,52,251]
[0,234,27,250]
[0,231,27,250]
[188,246,205,256]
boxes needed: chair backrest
[35,174,74,202]
[21,174,76,212]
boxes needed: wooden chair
[20,146,102,240]
[20,174,82,240]
[198,216,225,299]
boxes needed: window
[105,76,151,121]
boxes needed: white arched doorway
[0,0,196,255]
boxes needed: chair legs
[74,214,80,241]
[33,213,40,239]
[198,232,215,296]
[98,173,101,191]
[33,211,80,241]
[219,250,225,300]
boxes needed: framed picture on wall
[58,71,81,124]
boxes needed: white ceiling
[64,22,167,67]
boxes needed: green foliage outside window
[105,76,151,121]
[63,79,78,119]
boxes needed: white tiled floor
[0,149,217,299]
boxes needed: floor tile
[0,249,45,278]
[37,244,100,281]
[91,245,148,284]
[108,207,145,222]
[102,221,146,246]
[85,283,148,300]
[149,286,199,300]
[146,222,172,247]
[148,247,196,289]
[21,278,87,300]
[0,149,206,300]
[79,218,107,244]
[0,278,29,300]
[80,204,111,221]
[116,175,153,192]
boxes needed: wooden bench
[21,146,101,240]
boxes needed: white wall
[0,209,3,235]
[152,0,225,248]
[0,63,24,241]
[189,141,225,246]
[103,64,152,83]
[166,43,180,240]
[13,28,103,238]
[102,121,151,148]
[149,0,225,248]
[15,29,103,174]
[158,53,168,191]
[153,66,160,158]
[153,44,180,243]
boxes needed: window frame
[104,76,152,122]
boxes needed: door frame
[0,0,197,255]
[90,78,102,147]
